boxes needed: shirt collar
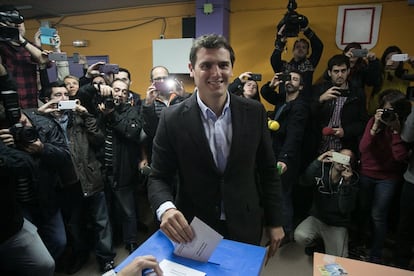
[196,89,230,121]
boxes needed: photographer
[260,70,309,244]
[38,82,116,274]
[311,54,367,159]
[99,79,148,258]
[0,5,49,108]
[0,61,55,276]
[368,46,414,115]
[357,89,411,264]
[271,0,323,99]
[228,72,261,101]
[294,149,358,257]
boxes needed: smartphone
[334,88,350,97]
[351,48,368,58]
[72,53,79,63]
[58,100,77,110]
[40,27,57,45]
[154,81,169,92]
[391,53,409,62]
[278,73,291,82]
[48,52,67,61]
[98,64,119,74]
[248,73,262,81]
[0,26,19,42]
[331,152,351,166]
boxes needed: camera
[0,11,24,24]
[277,0,308,37]
[104,97,115,109]
[1,90,38,146]
[248,74,262,81]
[278,73,291,82]
[0,26,19,42]
[381,108,396,123]
[9,123,38,145]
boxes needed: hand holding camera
[319,87,342,103]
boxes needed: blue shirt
[196,91,232,172]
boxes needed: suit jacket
[148,92,283,245]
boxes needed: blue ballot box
[115,230,266,275]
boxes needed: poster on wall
[336,4,382,50]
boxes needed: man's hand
[269,73,283,89]
[38,99,59,114]
[98,102,114,115]
[86,61,105,78]
[0,128,15,146]
[238,72,252,83]
[21,138,44,154]
[117,255,163,276]
[341,165,353,183]
[160,209,194,244]
[332,127,344,138]
[145,84,159,105]
[74,102,88,114]
[319,87,341,103]
[95,84,113,97]
[265,226,284,265]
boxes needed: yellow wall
[24,1,414,110]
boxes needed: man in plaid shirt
[0,5,49,108]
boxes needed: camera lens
[381,109,396,122]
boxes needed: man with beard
[260,70,309,244]
[310,54,367,159]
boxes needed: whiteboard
[153,38,194,74]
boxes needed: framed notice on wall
[336,4,382,50]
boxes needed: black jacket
[303,159,359,227]
[99,103,143,189]
[310,82,368,157]
[23,109,73,214]
[260,83,310,171]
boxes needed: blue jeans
[359,175,398,259]
[23,207,67,260]
[0,219,55,276]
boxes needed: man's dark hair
[44,81,66,99]
[189,34,235,68]
[327,54,350,71]
[289,69,305,86]
[118,67,131,80]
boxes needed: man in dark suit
[147,34,284,262]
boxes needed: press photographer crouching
[0,62,68,275]
[271,0,324,98]
[294,149,359,257]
